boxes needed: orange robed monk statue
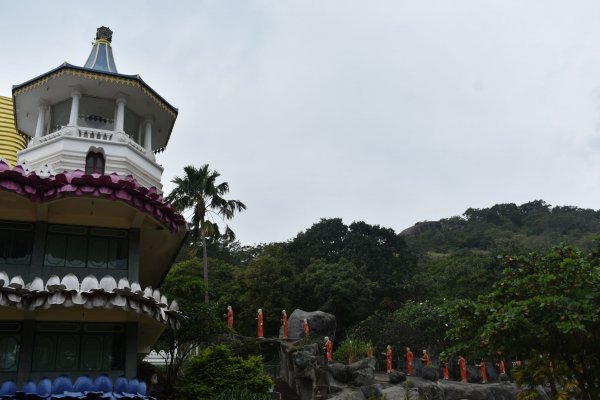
[459,355,467,382]
[324,336,333,363]
[381,345,393,373]
[479,360,487,384]
[257,308,264,338]
[442,359,449,380]
[281,310,288,339]
[405,347,414,375]
[303,318,310,337]
[421,349,430,366]
[497,359,506,375]
[226,305,234,329]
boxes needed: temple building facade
[0,26,186,391]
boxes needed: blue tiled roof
[83,40,118,73]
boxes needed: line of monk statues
[224,306,512,383]
[225,306,309,339]
[382,346,512,383]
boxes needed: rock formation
[281,309,337,340]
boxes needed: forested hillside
[160,200,600,341]
[403,199,600,254]
[157,199,600,392]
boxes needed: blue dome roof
[83,26,118,73]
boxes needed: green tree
[176,344,272,400]
[409,251,503,301]
[234,247,295,337]
[299,258,373,335]
[153,302,228,395]
[167,164,246,303]
[343,221,416,307]
[445,244,600,399]
[287,218,348,269]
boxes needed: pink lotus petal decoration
[0,163,185,232]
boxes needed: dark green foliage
[406,201,600,254]
[299,258,373,331]
[333,336,372,364]
[409,251,503,301]
[351,301,449,357]
[176,344,272,400]
[444,244,600,399]
[234,247,295,337]
[161,257,237,306]
[215,388,270,400]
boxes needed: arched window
[85,151,105,174]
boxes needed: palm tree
[166,164,246,303]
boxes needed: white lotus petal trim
[0,271,185,327]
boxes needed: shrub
[176,344,272,399]
[334,336,372,364]
[215,388,270,400]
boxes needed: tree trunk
[201,217,209,304]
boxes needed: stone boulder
[360,384,383,399]
[388,370,406,384]
[328,362,352,383]
[422,367,439,381]
[351,367,374,386]
[283,309,337,340]
[327,358,376,386]
[294,350,316,369]
[499,373,510,382]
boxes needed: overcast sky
[2,1,600,245]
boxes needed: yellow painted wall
[0,95,27,166]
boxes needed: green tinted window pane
[87,237,108,268]
[80,336,104,371]
[123,108,140,140]
[45,235,67,267]
[0,231,7,264]
[90,228,127,238]
[108,239,128,269]
[110,335,125,370]
[51,98,72,132]
[84,324,124,333]
[32,335,56,371]
[79,96,115,130]
[6,231,33,265]
[0,335,20,372]
[48,225,87,235]
[37,323,80,333]
[66,236,87,268]
[0,324,20,333]
[55,335,79,371]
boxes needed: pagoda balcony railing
[35,126,149,158]
[18,125,164,190]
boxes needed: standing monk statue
[458,355,467,382]
[281,310,288,339]
[303,318,310,337]
[497,359,506,375]
[226,305,234,329]
[382,345,393,373]
[324,336,333,363]
[405,347,414,375]
[442,359,449,380]
[479,359,487,384]
[421,349,430,366]
[257,309,264,338]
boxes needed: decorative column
[115,98,126,133]
[144,119,152,152]
[34,102,47,140]
[144,119,155,161]
[68,91,81,126]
